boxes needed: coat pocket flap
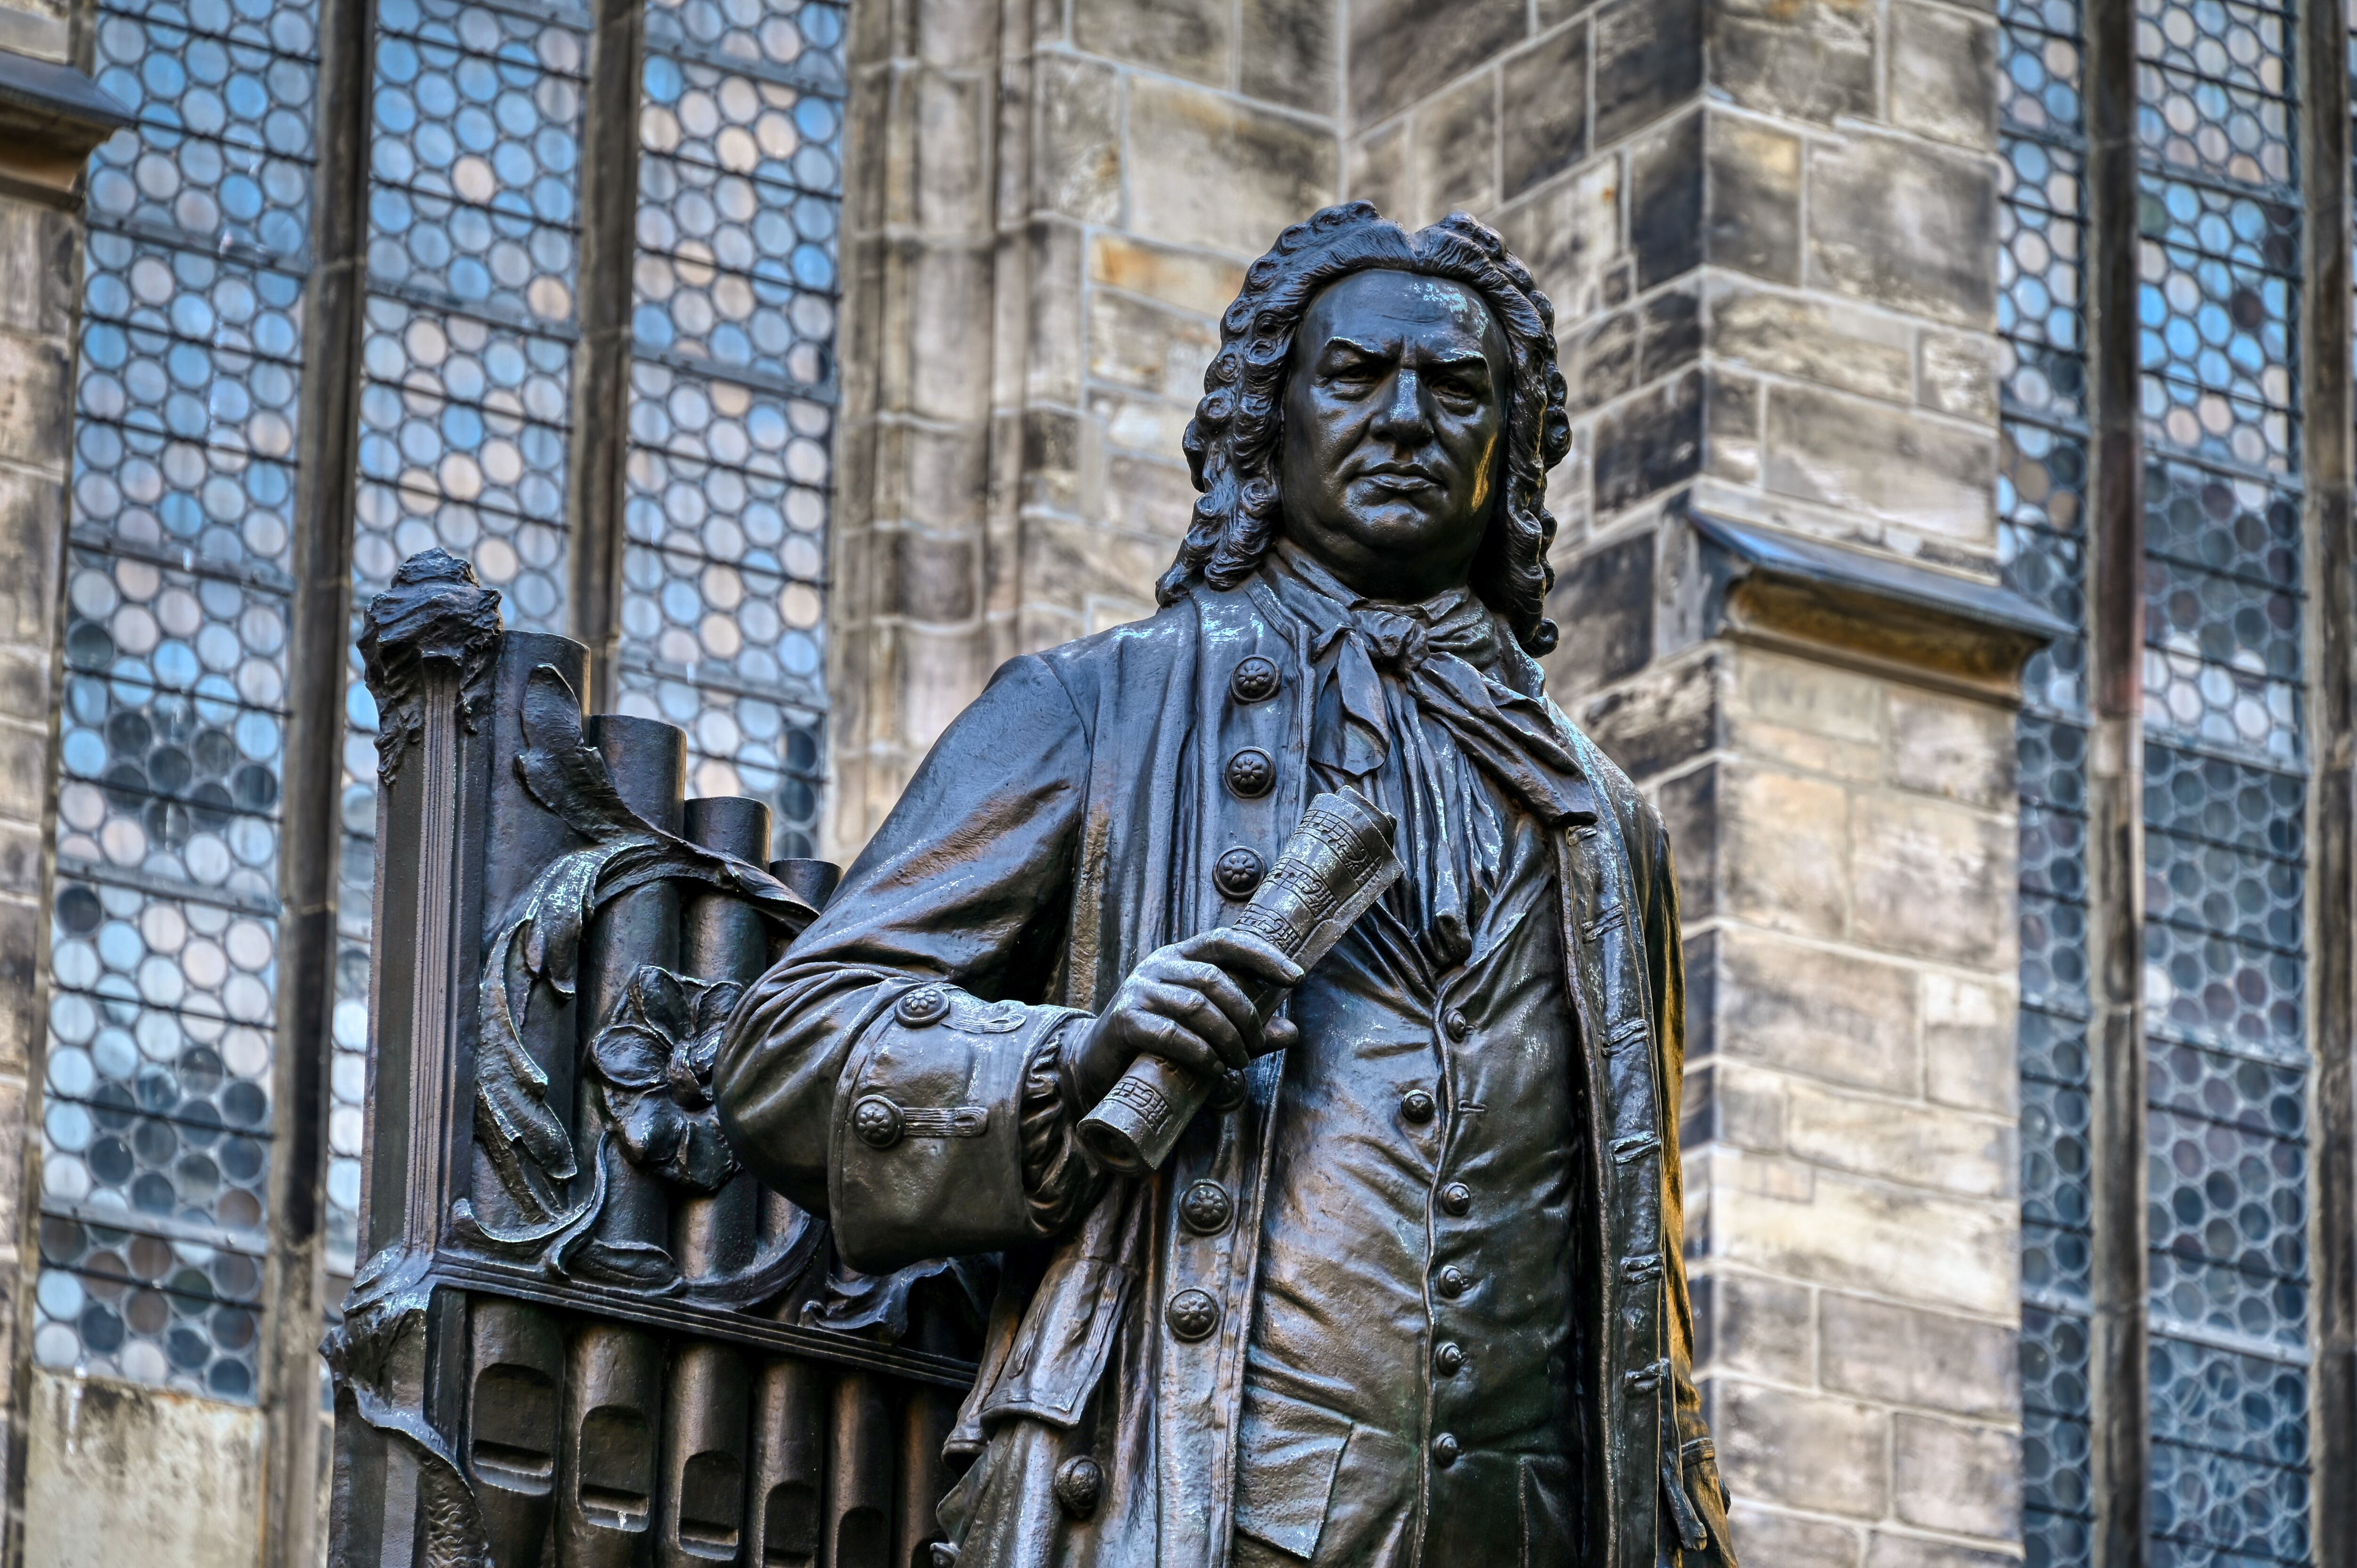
[976,1252,1130,1428]
[1231,1386,1352,1561]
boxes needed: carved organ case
[328,550,977,1568]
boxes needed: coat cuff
[828,981,1088,1271]
[1019,1018,1104,1232]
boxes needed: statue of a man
[717,203,1738,1568]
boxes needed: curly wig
[1158,202,1572,656]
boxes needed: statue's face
[1277,267,1508,601]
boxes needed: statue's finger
[1183,928,1304,989]
[1158,959,1262,1041]
[1132,1012,1224,1080]
[1137,980,1249,1068]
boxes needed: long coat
[716,577,1735,1567]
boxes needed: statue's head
[1158,202,1571,656]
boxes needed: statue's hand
[1066,929,1303,1107]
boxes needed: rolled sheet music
[1076,788,1402,1175]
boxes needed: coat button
[1436,1265,1469,1298]
[896,985,950,1027]
[1053,1456,1103,1520]
[1442,1008,1470,1042]
[1439,1182,1472,1216]
[1434,1342,1465,1375]
[1205,1067,1248,1112]
[1179,1180,1234,1235]
[1230,656,1281,703]
[1400,1088,1437,1125]
[1225,747,1275,798]
[1431,1433,1460,1468]
[1214,847,1265,897]
[851,1096,904,1149]
[1166,1289,1221,1341]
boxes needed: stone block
[1786,1084,2012,1198]
[1549,526,1653,686]
[0,200,75,339]
[1707,368,1762,484]
[913,68,994,233]
[1706,1149,2018,1315]
[1713,1379,1889,1519]
[0,820,33,900]
[1021,407,1082,514]
[1892,1414,2019,1539]
[1919,327,2000,422]
[1655,762,1718,919]
[887,529,978,624]
[1088,232,1244,320]
[0,328,66,468]
[908,241,998,422]
[1684,1061,1790,1153]
[1709,0,1876,123]
[1594,366,1702,512]
[1348,0,1526,128]
[1714,927,1920,1094]
[1923,972,2016,1116]
[1501,20,1590,199]
[1864,1533,2019,1568]
[1023,218,1087,406]
[1641,285,1699,379]
[914,0,999,67]
[26,1371,269,1568]
[1128,77,1338,255]
[1088,288,1220,401]
[1076,0,1230,85]
[1694,1270,1812,1382]
[1890,1,1999,150]
[1704,114,1802,284]
[1809,131,1998,327]
[1731,646,1885,778]
[1242,0,1336,114]
[1821,1293,2019,1420]
[1630,110,1702,289]
[1350,122,1409,222]
[1730,1504,1863,1568]
[0,720,42,824]
[1032,53,1123,224]
[0,895,31,1070]
[1573,306,1637,412]
[1710,282,1912,403]
[1720,763,1851,938]
[1103,454,1196,537]
[1594,0,1700,143]
[0,467,61,646]
[1888,689,2012,807]
[1763,385,1996,545]
[1492,152,1623,315]
[1575,645,1720,778]
[1090,389,1195,459]
[1851,790,2011,969]
[1410,66,1498,218]
[899,421,990,530]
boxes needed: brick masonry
[835,2,2024,1563]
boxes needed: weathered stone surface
[1730,1504,1863,1568]
[1720,764,1852,938]
[1809,131,1998,327]
[1694,1269,1813,1383]
[1893,1414,2020,1538]
[1410,66,1498,217]
[0,897,33,1069]
[1655,763,1719,919]
[1710,0,1876,123]
[1821,1294,2019,1420]
[1549,527,1653,686]
[1501,20,1590,199]
[1242,0,1336,113]
[1493,153,1622,315]
[1707,368,1763,484]
[1594,366,1702,511]
[25,1372,268,1568]
[913,69,994,232]
[1348,0,1526,128]
[1919,327,2000,422]
[1349,121,1409,221]
[0,719,42,823]
[1575,646,1719,778]
[1594,0,1701,143]
[1076,0,1230,86]
[1025,218,1086,405]
[1851,790,2012,968]
[0,329,66,466]
[1890,1,1999,150]
[1703,113,1802,284]
[1090,388,1195,458]
[1685,1060,1790,1152]
[0,201,75,338]
[1642,285,1700,379]
[1102,453,1196,537]
[1630,110,1702,288]
[0,467,62,645]
[1863,1532,2019,1568]
[1705,1149,2017,1315]
[1032,53,1123,223]
[1923,973,2017,1116]
[1888,689,2012,807]
[1127,77,1338,254]
[1088,287,1219,401]
[1764,385,1996,544]
[1715,928,1921,1095]
[1786,1084,2012,1198]
[1711,283,1913,404]
[886,529,978,623]
[1088,231,1244,319]
[1714,1379,1889,1519]
[1731,645,1885,781]
[1573,306,1637,412]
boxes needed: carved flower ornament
[589,966,744,1191]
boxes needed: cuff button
[852,1096,904,1149]
[896,985,951,1026]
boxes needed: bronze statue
[717,202,1738,1568]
